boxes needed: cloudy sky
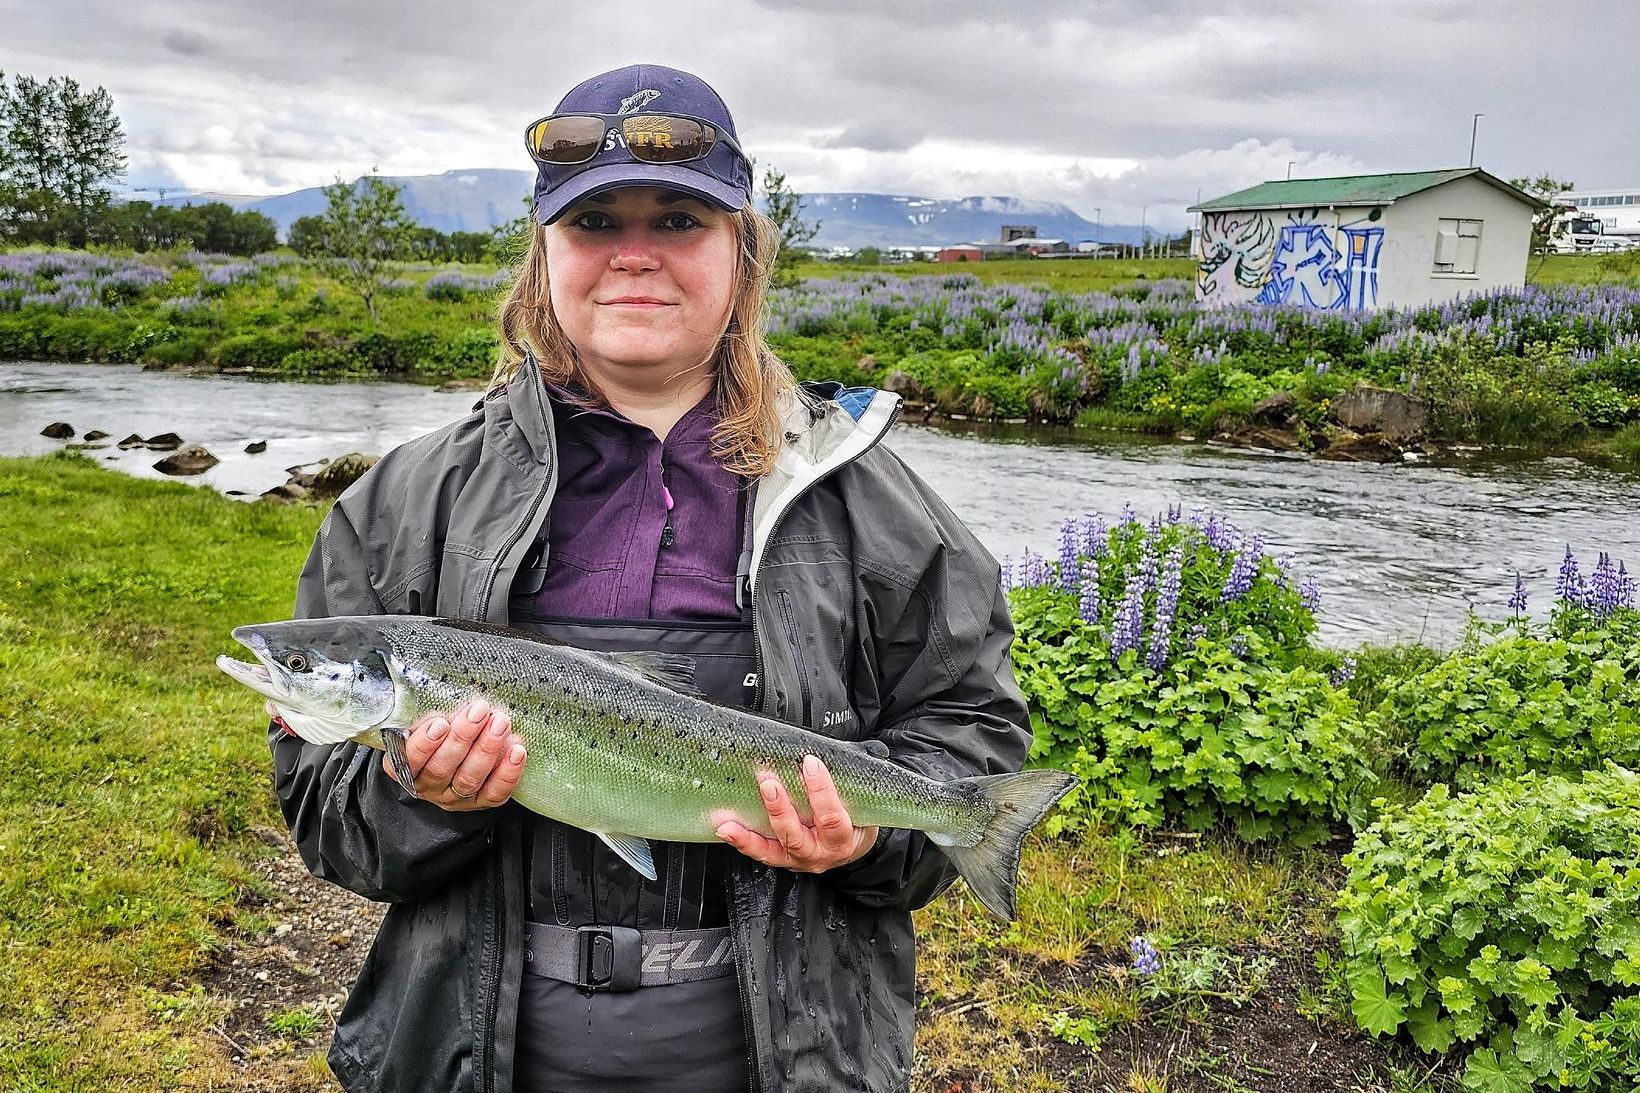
[2,0,1635,231]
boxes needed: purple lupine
[1229,634,1249,658]
[1058,517,1081,594]
[1221,539,1261,603]
[1138,530,1158,592]
[1078,557,1100,625]
[1001,557,1013,590]
[1129,936,1161,977]
[1329,657,1357,687]
[1556,546,1580,601]
[1300,577,1321,613]
[1147,546,1185,670]
[1111,570,1147,660]
[1508,572,1528,616]
[1183,623,1207,648]
[1023,550,1049,589]
[1080,512,1108,558]
[1590,552,1621,619]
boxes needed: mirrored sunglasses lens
[531,117,604,163]
[621,116,714,163]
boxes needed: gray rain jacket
[270,359,1031,1092]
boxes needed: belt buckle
[575,924,643,992]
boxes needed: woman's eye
[285,653,308,672]
[659,213,700,232]
[570,211,614,231]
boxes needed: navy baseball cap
[529,64,753,225]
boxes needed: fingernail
[760,778,778,803]
[427,719,448,740]
[488,715,507,738]
[803,754,822,777]
[509,744,526,764]
[469,699,490,720]
[716,824,734,840]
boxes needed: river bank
[4,249,1640,460]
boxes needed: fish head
[217,617,400,744]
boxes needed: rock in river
[144,432,185,452]
[154,444,220,476]
[84,429,110,441]
[117,433,147,449]
[41,422,74,439]
[245,440,268,454]
[310,453,380,498]
[1330,385,1429,442]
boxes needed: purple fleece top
[533,387,746,622]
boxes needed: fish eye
[285,653,308,672]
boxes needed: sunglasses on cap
[524,111,749,169]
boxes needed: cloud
[1,0,1634,213]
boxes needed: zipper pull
[659,469,675,549]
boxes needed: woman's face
[545,186,738,387]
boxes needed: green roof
[1187,169,1543,213]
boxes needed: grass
[0,451,324,1089]
[795,256,1198,294]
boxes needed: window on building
[1433,218,1483,275]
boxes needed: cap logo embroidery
[618,89,661,115]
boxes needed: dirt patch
[194,825,384,1089]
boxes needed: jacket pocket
[775,589,813,728]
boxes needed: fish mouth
[215,626,289,700]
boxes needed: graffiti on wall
[1197,211,1383,310]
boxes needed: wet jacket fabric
[270,358,1032,1093]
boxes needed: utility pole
[1469,113,1485,167]
[1140,205,1148,259]
[1093,207,1101,258]
[1286,161,1296,181]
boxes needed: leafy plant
[1337,767,1640,1091]
[1010,509,1367,840]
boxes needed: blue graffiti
[1258,224,1345,308]
[1340,227,1385,309]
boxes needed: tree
[310,173,417,322]
[1508,174,1574,258]
[759,167,820,289]
[0,72,125,245]
[287,214,326,258]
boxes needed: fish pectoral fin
[597,832,657,880]
[600,651,704,697]
[382,726,420,800]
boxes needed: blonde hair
[493,203,798,478]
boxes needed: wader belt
[523,921,735,991]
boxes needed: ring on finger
[451,784,479,800]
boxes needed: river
[4,361,1637,647]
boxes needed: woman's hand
[715,754,879,873]
[383,699,527,812]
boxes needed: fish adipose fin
[937,770,1078,921]
[601,651,704,697]
[597,832,658,880]
[382,726,419,799]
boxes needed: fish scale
[218,614,1078,920]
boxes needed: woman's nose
[610,230,661,273]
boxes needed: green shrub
[216,332,302,368]
[435,327,499,374]
[1367,612,1640,789]
[1337,767,1640,1091]
[1009,511,1363,840]
[276,347,355,376]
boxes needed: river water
[5,361,1638,647]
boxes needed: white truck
[1549,201,1639,254]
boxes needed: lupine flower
[1000,557,1013,590]
[1080,512,1108,558]
[1299,577,1321,613]
[1058,518,1081,594]
[1129,936,1161,977]
[1111,570,1147,660]
[1508,572,1528,616]
[1221,539,1262,603]
[1229,634,1249,658]
[1329,657,1357,687]
[1556,546,1581,604]
[1078,558,1100,625]
[1147,546,1185,670]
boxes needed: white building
[1187,169,1542,310]
[1564,187,1640,238]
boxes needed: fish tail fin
[937,770,1078,922]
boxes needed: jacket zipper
[476,372,557,1093]
[775,589,812,728]
[738,393,901,1092]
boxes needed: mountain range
[133,169,1145,249]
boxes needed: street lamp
[1093,207,1102,257]
[1469,113,1485,167]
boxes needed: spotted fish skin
[219,615,1077,919]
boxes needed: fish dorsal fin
[597,832,658,880]
[599,650,704,697]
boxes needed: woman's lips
[601,297,672,308]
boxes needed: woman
[271,64,1030,1093]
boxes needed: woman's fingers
[716,756,878,873]
[379,700,525,811]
